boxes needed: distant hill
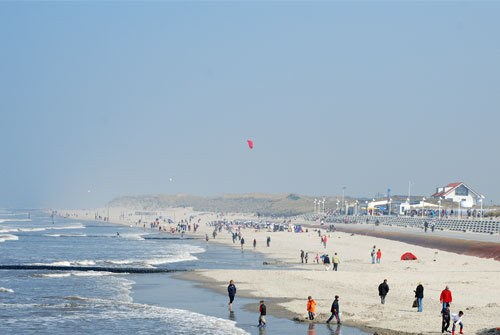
[107,193,340,217]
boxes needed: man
[378,279,389,304]
[440,285,452,309]
[307,296,316,320]
[332,253,340,271]
[301,250,305,263]
[326,295,341,324]
[324,254,331,271]
[227,280,236,311]
[376,249,382,263]
[371,246,376,264]
[415,282,424,312]
[451,311,464,335]
[441,304,451,333]
[258,300,267,327]
[266,236,271,247]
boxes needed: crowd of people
[205,219,467,333]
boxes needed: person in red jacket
[440,285,452,309]
[376,249,382,263]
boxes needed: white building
[431,182,483,207]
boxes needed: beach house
[431,182,483,206]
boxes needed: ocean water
[0,210,247,335]
[0,210,367,335]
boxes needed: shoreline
[174,270,409,335]
[57,208,500,334]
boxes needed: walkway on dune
[307,223,500,261]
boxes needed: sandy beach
[61,208,500,334]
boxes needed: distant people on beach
[241,237,245,250]
[258,300,267,328]
[266,236,271,247]
[253,239,257,249]
[323,236,327,249]
[307,296,316,320]
[315,253,320,264]
[378,279,389,304]
[376,249,382,263]
[332,253,339,271]
[324,254,331,271]
[326,295,341,324]
[440,285,452,309]
[451,311,464,335]
[205,234,209,245]
[305,252,309,263]
[301,250,305,263]
[371,246,376,264]
[228,280,236,311]
[441,305,451,333]
[414,282,424,312]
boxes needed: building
[431,182,483,207]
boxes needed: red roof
[432,182,463,197]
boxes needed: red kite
[247,140,254,149]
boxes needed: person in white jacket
[451,311,464,335]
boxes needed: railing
[302,213,500,234]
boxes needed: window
[455,185,469,196]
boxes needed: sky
[0,2,499,208]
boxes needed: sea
[0,209,367,335]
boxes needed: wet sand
[327,225,500,261]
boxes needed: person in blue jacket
[228,280,237,311]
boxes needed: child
[451,311,464,335]
[307,296,316,320]
[258,300,267,327]
[441,305,451,333]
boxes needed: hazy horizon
[1,2,499,208]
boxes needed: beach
[61,208,500,334]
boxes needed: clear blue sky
[1,2,499,208]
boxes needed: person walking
[305,252,309,264]
[253,239,256,249]
[266,236,271,247]
[324,254,331,271]
[376,249,382,263]
[451,311,464,335]
[378,279,389,304]
[332,253,340,271]
[258,300,267,328]
[371,246,376,264]
[440,285,452,309]
[300,250,305,263]
[240,237,245,250]
[326,295,341,324]
[415,282,424,312]
[323,236,327,249]
[228,280,237,311]
[441,304,451,333]
[306,296,316,320]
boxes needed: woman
[228,280,237,311]
[414,282,424,312]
